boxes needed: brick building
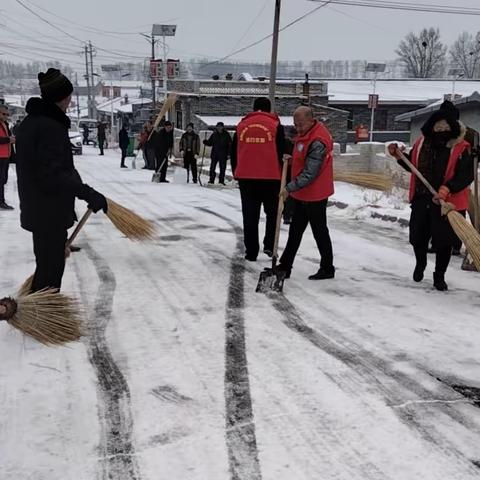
[140,78,347,149]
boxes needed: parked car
[69,122,83,155]
[78,118,98,146]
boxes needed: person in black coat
[119,124,130,168]
[179,123,200,183]
[389,101,473,291]
[204,122,232,185]
[15,68,108,292]
[153,120,174,182]
[82,124,90,145]
[97,120,106,155]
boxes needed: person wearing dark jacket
[231,97,286,261]
[277,106,335,280]
[204,122,232,185]
[153,121,174,182]
[15,68,108,293]
[180,123,200,183]
[0,104,15,210]
[82,124,90,145]
[119,125,130,168]
[388,100,473,291]
[97,121,106,155]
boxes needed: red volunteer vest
[235,111,281,180]
[409,136,470,211]
[0,122,11,159]
[291,120,334,202]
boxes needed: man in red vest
[231,97,286,261]
[0,104,15,210]
[388,101,473,291]
[278,106,335,280]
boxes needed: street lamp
[366,62,386,142]
[448,68,464,99]
[152,24,177,118]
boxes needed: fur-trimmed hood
[446,121,467,148]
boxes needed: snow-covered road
[1,147,479,480]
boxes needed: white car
[69,122,83,155]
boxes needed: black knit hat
[38,68,73,103]
[421,98,463,139]
[439,99,460,120]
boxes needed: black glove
[87,188,108,214]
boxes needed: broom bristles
[443,204,480,271]
[106,199,156,241]
[7,288,83,345]
[334,171,393,191]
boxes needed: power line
[201,0,334,67]
[230,0,271,52]
[14,0,84,43]
[310,0,480,15]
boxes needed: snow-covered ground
[1,146,479,480]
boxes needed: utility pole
[151,36,156,113]
[269,0,281,111]
[75,72,80,120]
[89,41,96,118]
[84,45,92,118]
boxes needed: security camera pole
[269,0,282,111]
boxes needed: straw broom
[0,210,94,345]
[0,289,82,346]
[106,198,156,241]
[334,171,392,191]
[396,149,480,271]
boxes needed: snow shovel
[256,158,289,293]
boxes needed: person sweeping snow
[388,100,473,291]
[15,68,108,293]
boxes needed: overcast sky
[2,0,480,72]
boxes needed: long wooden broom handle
[147,93,178,142]
[396,149,439,197]
[66,209,93,248]
[272,158,290,262]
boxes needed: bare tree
[396,28,447,78]
[449,31,480,79]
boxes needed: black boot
[413,262,426,282]
[308,267,335,280]
[433,272,448,291]
[413,246,428,283]
[277,264,291,279]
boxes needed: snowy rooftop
[326,79,480,104]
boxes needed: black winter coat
[119,128,130,149]
[204,130,232,159]
[153,128,174,157]
[16,97,92,232]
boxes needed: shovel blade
[255,267,286,293]
[152,172,161,183]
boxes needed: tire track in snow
[76,243,141,480]
[197,207,262,480]
[268,293,480,474]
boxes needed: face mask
[431,131,452,145]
